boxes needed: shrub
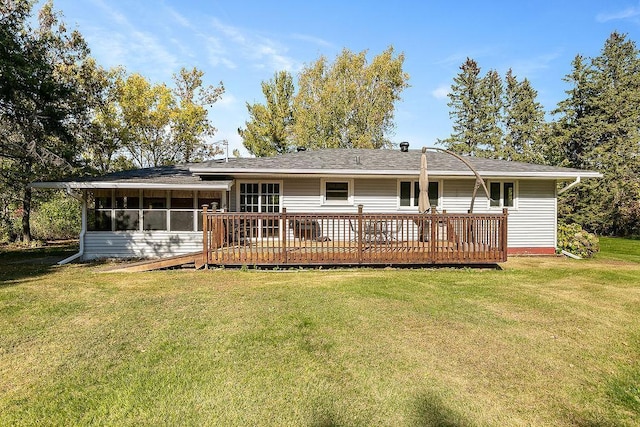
[31,191,81,240]
[557,222,600,259]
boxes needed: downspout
[58,187,86,265]
[558,176,581,195]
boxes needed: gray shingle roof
[32,148,601,188]
[191,148,600,178]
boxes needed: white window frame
[488,180,518,210]
[235,180,284,213]
[397,179,442,210]
[320,178,354,206]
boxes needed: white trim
[30,181,234,190]
[235,180,284,213]
[190,168,602,179]
[320,178,354,206]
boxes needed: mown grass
[1,239,639,426]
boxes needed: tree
[502,69,546,163]
[293,47,409,150]
[239,71,294,156]
[479,69,504,155]
[441,58,486,155]
[552,33,640,235]
[0,0,95,242]
[111,68,224,168]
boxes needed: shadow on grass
[411,392,471,427]
[0,242,78,285]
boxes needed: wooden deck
[202,207,508,266]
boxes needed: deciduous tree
[0,0,94,242]
[239,71,294,156]
[293,47,409,150]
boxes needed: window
[87,189,223,232]
[88,189,112,231]
[114,189,140,231]
[170,190,194,231]
[489,182,516,208]
[321,179,353,205]
[143,190,167,231]
[197,191,221,231]
[237,182,282,238]
[399,181,439,209]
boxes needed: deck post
[357,204,363,264]
[502,208,509,261]
[430,209,437,262]
[202,205,209,266]
[281,208,287,265]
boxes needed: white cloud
[596,6,640,22]
[85,1,179,80]
[431,85,450,100]
[291,33,333,48]
[210,18,299,72]
[509,50,563,78]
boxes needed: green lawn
[1,239,639,426]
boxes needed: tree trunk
[21,184,32,243]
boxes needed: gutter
[558,176,581,195]
[58,188,86,265]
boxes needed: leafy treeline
[238,47,409,155]
[2,1,639,241]
[0,1,223,242]
[441,33,640,236]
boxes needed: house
[31,146,601,266]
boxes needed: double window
[399,181,440,209]
[489,182,516,208]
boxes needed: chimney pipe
[399,141,410,152]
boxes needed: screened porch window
[87,189,223,232]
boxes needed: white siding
[507,180,556,249]
[441,179,556,248]
[84,178,557,259]
[283,177,557,249]
[83,231,202,260]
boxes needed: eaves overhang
[30,180,234,191]
[190,167,602,180]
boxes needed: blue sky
[45,0,640,157]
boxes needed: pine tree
[503,69,546,163]
[441,58,485,155]
[479,69,504,156]
[552,33,640,235]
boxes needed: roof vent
[399,141,410,152]
[296,146,307,152]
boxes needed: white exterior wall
[82,177,557,259]
[83,231,202,260]
[440,179,557,249]
[281,177,556,249]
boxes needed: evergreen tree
[552,33,640,235]
[503,69,546,163]
[479,69,504,156]
[238,71,295,156]
[441,58,485,155]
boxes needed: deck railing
[202,205,508,266]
